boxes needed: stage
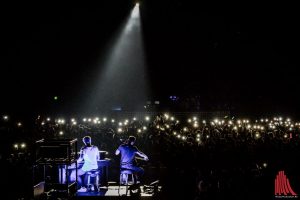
[35,183,162,199]
[73,185,161,199]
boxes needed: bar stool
[118,169,136,196]
[86,169,100,191]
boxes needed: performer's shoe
[90,185,95,191]
[77,187,87,192]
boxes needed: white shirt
[78,146,99,172]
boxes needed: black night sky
[1,1,299,117]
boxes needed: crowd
[0,113,299,199]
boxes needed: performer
[115,136,149,183]
[70,136,99,192]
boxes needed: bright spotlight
[21,143,26,148]
[131,3,140,18]
[84,0,148,112]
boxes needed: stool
[118,169,136,196]
[86,169,100,191]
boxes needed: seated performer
[115,136,149,184]
[70,136,99,192]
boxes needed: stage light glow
[131,3,140,19]
[14,144,18,149]
[145,116,150,121]
[3,115,8,120]
[84,2,148,112]
[59,131,64,135]
[21,143,26,148]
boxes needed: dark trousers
[121,165,144,182]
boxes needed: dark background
[0,1,299,117]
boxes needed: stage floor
[75,185,162,199]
